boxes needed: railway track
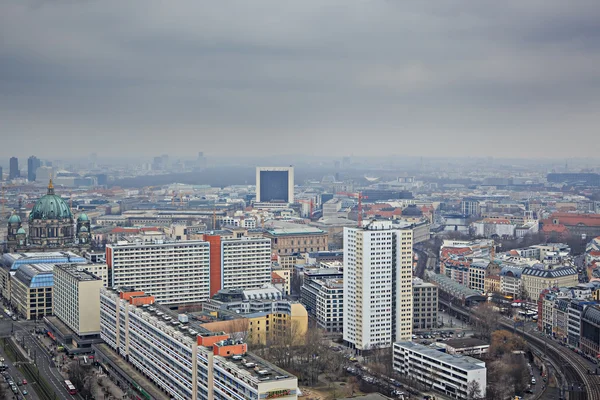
[440,298,600,400]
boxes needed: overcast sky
[1,0,600,160]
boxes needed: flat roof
[56,264,102,282]
[266,227,325,236]
[395,341,486,372]
[445,338,490,349]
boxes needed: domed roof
[29,180,73,221]
[77,213,89,222]
[8,214,21,224]
[16,227,26,235]
[79,226,88,232]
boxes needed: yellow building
[521,266,578,300]
[53,264,103,336]
[11,264,54,320]
[201,302,308,346]
[272,269,291,295]
[485,274,501,294]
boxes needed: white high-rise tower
[343,220,413,352]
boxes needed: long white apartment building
[99,288,298,400]
[393,341,486,399]
[221,237,271,291]
[106,241,210,304]
[343,220,414,352]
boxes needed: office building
[46,265,103,353]
[300,278,343,333]
[580,305,600,357]
[0,251,86,301]
[106,241,210,304]
[9,157,19,179]
[343,220,413,352]
[255,166,294,203]
[460,198,481,217]
[263,226,328,256]
[11,263,54,320]
[393,341,486,399]
[204,235,272,296]
[521,266,578,299]
[412,279,438,330]
[53,264,102,336]
[27,155,41,182]
[443,338,490,357]
[99,288,298,400]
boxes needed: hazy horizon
[2,1,600,159]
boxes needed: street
[0,317,79,400]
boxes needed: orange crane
[336,191,368,227]
[296,199,314,219]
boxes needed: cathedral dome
[29,180,73,221]
[17,227,26,235]
[8,214,21,224]
[77,213,89,222]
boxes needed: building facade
[300,278,343,333]
[220,237,271,291]
[255,166,294,204]
[100,288,298,400]
[264,227,328,256]
[413,279,438,330]
[106,241,210,304]
[11,263,54,320]
[521,267,578,300]
[53,264,102,336]
[393,341,486,399]
[343,220,413,352]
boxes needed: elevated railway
[440,298,600,400]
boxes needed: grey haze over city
[2,0,600,159]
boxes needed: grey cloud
[1,0,600,159]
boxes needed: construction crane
[336,191,368,227]
[296,199,314,219]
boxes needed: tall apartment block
[106,241,210,304]
[98,288,298,400]
[343,220,413,352]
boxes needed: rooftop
[55,264,101,282]
[522,266,577,278]
[395,341,486,371]
[265,226,325,236]
[444,338,490,349]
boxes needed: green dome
[29,194,73,221]
[77,213,89,222]
[8,214,21,224]
[79,226,88,232]
[16,227,26,235]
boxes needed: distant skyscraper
[0,166,3,181]
[256,166,294,203]
[27,156,40,182]
[343,220,414,352]
[9,157,19,179]
[197,152,207,169]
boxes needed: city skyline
[2,1,600,158]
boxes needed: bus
[64,380,77,395]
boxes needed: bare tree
[466,380,483,400]
[224,318,250,342]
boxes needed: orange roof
[271,272,285,283]
[509,250,520,256]
[589,251,600,257]
[111,227,140,234]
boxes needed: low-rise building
[263,227,328,255]
[393,341,486,399]
[413,279,438,330]
[499,266,523,299]
[444,338,490,357]
[99,288,299,400]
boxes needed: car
[412,335,417,339]
[531,377,537,384]
[0,357,4,362]
[22,379,27,385]
[17,381,22,386]
[22,389,28,395]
